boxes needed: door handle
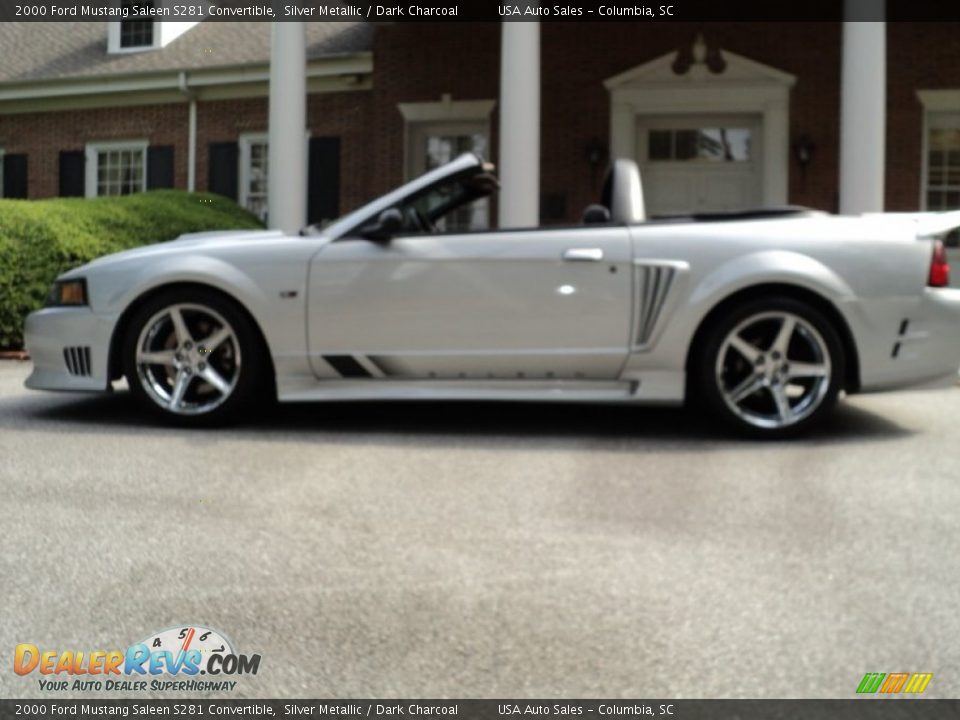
[562,248,604,262]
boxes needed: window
[120,0,155,49]
[923,111,960,247]
[0,148,4,199]
[85,141,147,198]
[399,98,496,232]
[647,127,752,162]
[239,134,269,222]
[925,114,960,211]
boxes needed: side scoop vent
[634,264,676,346]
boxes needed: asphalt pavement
[1,360,959,699]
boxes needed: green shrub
[0,191,263,350]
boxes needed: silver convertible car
[24,153,960,436]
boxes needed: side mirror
[362,208,404,241]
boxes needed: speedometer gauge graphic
[136,625,234,669]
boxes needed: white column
[268,21,307,233]
[498,21,540,228]
[762,101,790,207]
[187,97,197,192]
[839,11,886,214]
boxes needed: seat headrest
[602,159,646,224]
[581,204,611,225]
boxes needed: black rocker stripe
[323,354,372,378]
[364,356,391,377]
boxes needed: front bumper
[24,307,115,392]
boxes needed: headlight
[46,279,88,307]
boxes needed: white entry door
[636,114,762,216]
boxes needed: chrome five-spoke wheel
[700,297,844,436]
[135,303,241,415]
[124,288,267,425]
[716,310,831,430]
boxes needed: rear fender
[689,250,856,310]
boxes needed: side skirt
[276,378,685,405]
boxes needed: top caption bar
[3,0,960,22]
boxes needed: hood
[168,228,287,244]
[65,228,294,276]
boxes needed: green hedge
[0,191,264,350]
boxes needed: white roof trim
[0,53,372,103]
[604,48,796,90]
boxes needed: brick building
[1,19,959,229]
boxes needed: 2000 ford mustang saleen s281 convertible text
[24,154,960,436]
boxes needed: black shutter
[2,153,28,199]
[147,145,175,189]
[59,151,85,197]
[307,137,341,225]
[208,141,238,201]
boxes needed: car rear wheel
[122,289,265,425]
[698,297,845,437]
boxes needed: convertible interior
[360,157,811,238]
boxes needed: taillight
[929,239,950,287]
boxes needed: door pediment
[604,44,796,90]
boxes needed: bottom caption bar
[2,700,960,720]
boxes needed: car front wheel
[698,297,845,437]
[122,289,265,425]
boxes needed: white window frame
[398,97,496,231]
[238,133,270,222]
[398,96,496,181]
[85,140,148,198]
[108,19,159,54]
[238,131,311,223]
[922,112,960,211]
[918,90,960,210]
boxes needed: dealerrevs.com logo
[14,625,261,692]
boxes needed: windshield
[402,171,498,232]
[305,154,496,240]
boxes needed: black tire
[696,296,845,438]
[122,287,269,427]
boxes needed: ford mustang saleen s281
[24,154,960,436]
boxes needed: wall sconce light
[586,139,608,188]
[794,135,816,167]
[586,139,608,168]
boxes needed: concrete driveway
[1,360,958,699]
